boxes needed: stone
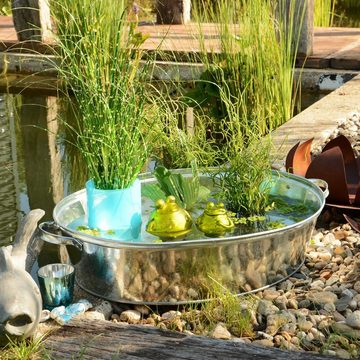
[161,310,182,321]
[82,311,105,321]
[257,300,279,316]
[111,313,120,322]
[143,263,159,282]
[336,349,352,359]
[333,311,346,322]
[310,280,325,289]
[252,339,274,347]
[120,310,141,324]
[297,319,313,332]
[323,302,336,313]
[332,323,360,340]
[298,299,311,308]
[187,288,199,299]
[287,299,298,310]
[354,281,360,293]
[94,301,112,320]
[335,296,352,311]
[210,323,231,340]
[326,276,340,286]
[263,289,280,301]
[134,305,150,316]
[346,310,360,329]
[256,331,273,341]
[322,233,336,245]
[307,291,337,308]
[274,296,287,310]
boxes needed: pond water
[0,88,329,251]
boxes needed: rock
[111,313,120,322]
[187,288,199,299]
[287,299,298,310]
[307,291,337,309]
[256,331,273,341]
[354,281,360,293]
[266,311,295,336]
[332,323,360,340]
[333,311,346,322]
[336,349,352,359]
[274,296,287,310]
[257,300,279,316]
[120,310,141,324]
[297,319,313,332]
[322,233,336,245]
[143,263,159,282]
[310,280,325,289]
[146,317,156,326]
[346,310,360,329]
[336,296,353,312]
[210,323,231,340]
[82,311,105,321]
[252,339,274,347]
[323,302,336,313]
[326,276,339,286]
[298,299,311,309]
[161,310,182,321]
[263,289,280,301]
[94,301,113,320]
[134,305,150,316]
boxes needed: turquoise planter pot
[86,179,142,240]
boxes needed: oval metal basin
[41,170,327,305]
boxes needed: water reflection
[0,94,66,246]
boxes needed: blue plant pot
[86,179,142,240]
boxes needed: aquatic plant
[190,0,302,137]
[51,0,158,190]
[315,0,336,27]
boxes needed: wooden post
[283,0,314,56]
[297,0,314,56]
[156,0,191,25]
[11,0,52,42]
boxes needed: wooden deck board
[0,16,360,70]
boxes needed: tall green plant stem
[52,0,157,190]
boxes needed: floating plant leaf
[142,183,166,204]
[147,162,210,210]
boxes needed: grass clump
[51,0,157,190]
[1,334,48,360]
[184,280,256,338]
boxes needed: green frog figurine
[196,202,234,237]
[146,196,193,239]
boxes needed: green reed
[51,0,157,190]
[182,0,302,215]
[191,0,301,136]
[315,0,336,27]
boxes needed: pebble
[345,310,360,329]
[307,291,338,308]
[161,310,182,321]
[257,300,279,316]
[210,323,232,340]
[120,310,141,324]
[252,339,274,347]
[335,296,352,312]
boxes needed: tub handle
[38,221,83,251]
[308,178,329,199]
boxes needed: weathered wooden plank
[44,319,335,360]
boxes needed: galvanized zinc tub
[39,171,328,305]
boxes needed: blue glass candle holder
[37,264,75,310]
